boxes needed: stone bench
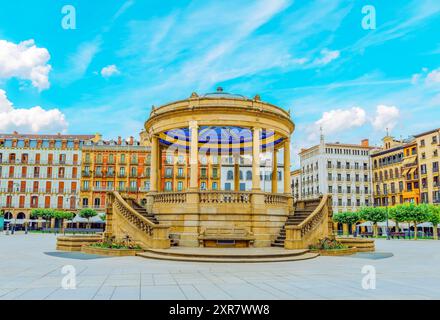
[198,228,255,248]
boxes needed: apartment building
[219,154,284,192]
[159,152,284,192]
[371,135,407,207]
[414,128,440,204]
[80,136,151,212]
[296,135,374,213]
[401,140,420,204]
[0,132,94,219]
[291,169,301,202]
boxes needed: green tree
[79,208,98,229]
[389,205,407,233]
[407,204,430,240]
[358,207,387,237]
[31,208,55,228]
[53,210,74,233]
[426,205,440,240]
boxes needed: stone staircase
[123,198,181,245]
[125,198,159,224]
[105,192,170,249]
[271,200,321,248]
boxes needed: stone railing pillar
[252,127,261,191]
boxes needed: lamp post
[386,207,390,240]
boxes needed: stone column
[252,127,261,191]
[283,138,292,195]
[234,154,240,191]
[189,121,199,190]
[272,149,278,193]
[150,135,159,192]
[185,121,200,247]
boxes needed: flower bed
[81,245,143,256]
[81,239,143,256]
[309,237,356,256]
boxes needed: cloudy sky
[0,0,439,167]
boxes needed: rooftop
[0,132,95,140]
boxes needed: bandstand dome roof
[202,87,247,100]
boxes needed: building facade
[371,135,406,207]
[296,135,374,213]
[290,169,301,202]
[0,132,94,219]
[414,128,440,204]
[80,136,151,213]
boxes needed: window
[328,186,333,193]
[177,181,183,191]
[225,183,231,191]
[165,181,172,191]
[200,182,207,191]
[246,171,252,180]
[212,182,218,190]
[227,170,233,180]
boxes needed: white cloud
[426,68,440,85]
[314,48,340,65]
[0,39,51,90]
[0,89,68,133]
[101,64,120,78]
[371,105,400,131]
[315,107,367,135]
[60,39,101,83]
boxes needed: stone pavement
[1,233,439,300]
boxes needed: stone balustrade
[105,191,170,249]
[264,193,288,205]
[153,192,186,204]
[285,195,333,249]
[199,191,251,204]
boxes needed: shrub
[309,237,347,250]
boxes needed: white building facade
[295,136,374,213]
[0,133,94,219]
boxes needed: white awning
[68,215,104,224]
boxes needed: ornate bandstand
[142,88,294,247]
[104,89,333,252]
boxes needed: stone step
[137,250,319,263]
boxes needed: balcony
[82,171,91,177]
[118,173,127,178]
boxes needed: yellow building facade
[80,135,151,212]
[371,136,405,207]
[401,140,420,204]
[414,128,440,204]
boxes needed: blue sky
[0,0,439,166]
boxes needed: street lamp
[386,206,390,240]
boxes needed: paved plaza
[1,233,440,300]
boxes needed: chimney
[361,139,369,147]
[129,136,134,145]
[117,136,122,145]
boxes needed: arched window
[227,170,233,180]
[246,171,252,181]
[5,212,13,219]
[17,212,26,219]
[239,171,243,180]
